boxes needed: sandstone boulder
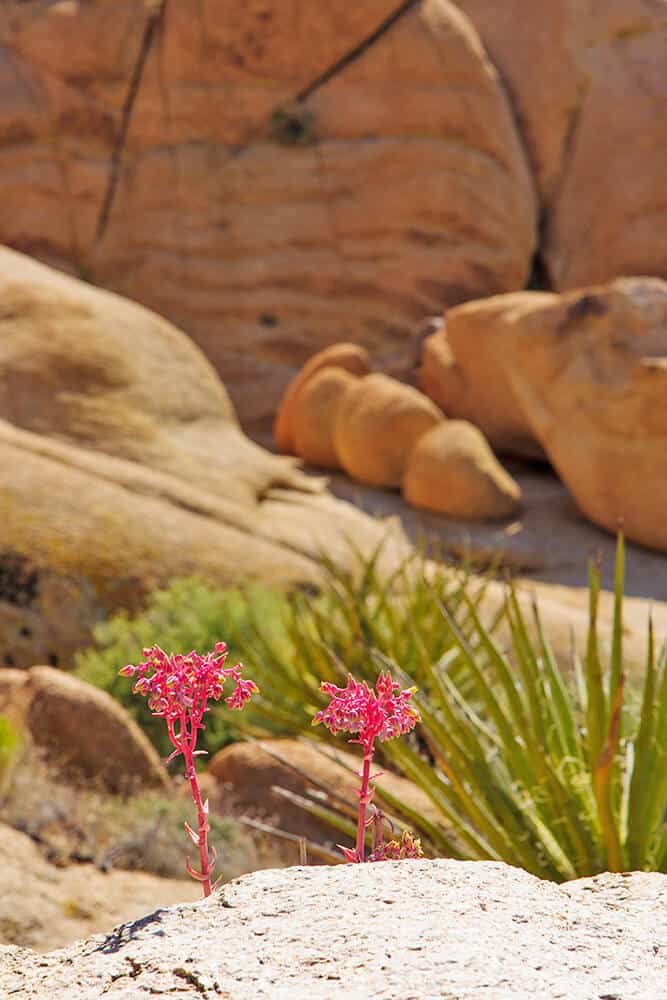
[274,343,370,455]
[208,738,450,847]
[292,367,359,469]
[403,421,522,520]
[0,0,536,426]
[455,1,667,291]
[475,278,667,550]
[0,665,167,792]
[419,298,548,459]
[333,373,444,487]
[0,249,411,665]
[1,862,664,997]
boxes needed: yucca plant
[250,537,667,880]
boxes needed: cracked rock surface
[1,860,665,999]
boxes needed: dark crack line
[95,0,167,242]
[295,0,419,103]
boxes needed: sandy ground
[323,458,667,602]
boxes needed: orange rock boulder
[403,421,522,520]
[292,367,360,469]
[484,278,667,551]
[418,296,548,460]
[274,343,371,455]
[333,374,444,488]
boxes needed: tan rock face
[0,0,536,427]
[477,278,667,550]
[273,342,371,454]
[418,299,547,460]
[333,373,444,487]
[456,0,667,290]
[403,420,521,520]
[292,367,359,469]
[0,249,411,666]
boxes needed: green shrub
[74,577,287,758]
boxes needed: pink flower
[120,642,258,728]
[312,672,420,754]
[120,642,258,897]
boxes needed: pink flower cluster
[119,642,257,723]
[120,642,258,897]
[312,672,420,754]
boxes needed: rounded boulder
[274,344,371,454]
[333,374,444,488]
[403,420,521,520]
[292,367,359,469]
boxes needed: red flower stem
[356,750,373,862]
[184,714,213,897]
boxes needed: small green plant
[281,538,667,880]
[0,715,19,797]
[269,105,316,146]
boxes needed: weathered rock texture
[1,860,664,998]
[0,0,537,427]
[460,278,667,551]
[0,248,409,666]
[403,420,521,519]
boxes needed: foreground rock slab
[2,860,664,999]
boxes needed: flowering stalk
[120,642,257,896]
[313,672,421,862]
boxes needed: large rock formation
[0,0,537,426]
[456,0,667,289]
[0,247,409,666]
[2,2,666,429]
[1,860,664,997]
[447,278,667,551]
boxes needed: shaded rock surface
[0,821,201,954]
[209,738,450,847]
[403,420,521,519]
[1,860,664,998]
[0,0,536,427]
[0,666,167,792]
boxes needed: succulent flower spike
[120,644,258,897]
[314,672,420,863]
